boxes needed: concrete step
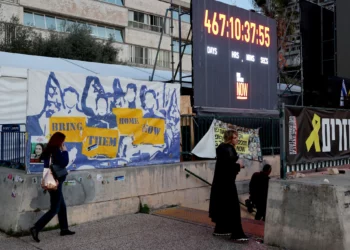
[152,206,264,239]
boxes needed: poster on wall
[285,106,350,164]
[26,70,180,173]
[30,136,47,163]
[192,119,262,161]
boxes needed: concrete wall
[126,0,169,17]
[20,0,128,28]
[126,29,170,51]
[0,2,23,22]
[0,155,279,233]
[265,175,350,250]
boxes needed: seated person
[249,164,272,221]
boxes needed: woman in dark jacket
[209,130,248,242]
[30,132,75,243]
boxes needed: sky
[217,0,255,10]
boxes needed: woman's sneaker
[231,235,249,243]
[212,232,231,236]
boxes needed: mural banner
[285,106,350,165]
[192,119,263,161]
[26,70,180,173]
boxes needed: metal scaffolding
[149,0,192,91]
[278,0,335,106]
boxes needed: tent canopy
[0,52,192,87]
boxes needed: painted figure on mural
[86,94,117,129]
[27,72,181,172]
[165,89,180,153]
[117,136,141,162]
[112,78,126,108]
[82,76,105,117]
[123,83,137,108]
[140,86,165,119]
[59,87,84,116]
[82,77,116,129]
[27,72,65,136]
[111,80,138,109]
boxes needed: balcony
[0,0,18,3]
[128,21,163,33]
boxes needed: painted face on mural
[145,92,156,110]
[45,101,59,117]
[64,91,78,109]
[114,96,124,108]
[96,98,108,116]
[125,88,136,103]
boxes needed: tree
[252,0,301,86]
[0,16,123,64]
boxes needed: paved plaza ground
[0,213,284,250]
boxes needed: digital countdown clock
[204,10,271,47]
[192,0,278,110]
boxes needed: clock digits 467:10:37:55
[204,10,271,48]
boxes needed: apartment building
[0,0,192,73]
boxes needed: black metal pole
[184,168,255,211]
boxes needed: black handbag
[49,156,68,179]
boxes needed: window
[90,25,99,36]
[150,16,163,32]
[132,46,149,65]
[23,12,124,43]
[134,12,145,23]
[172,9,190,23]
[45,16,56,30]
[97,26,106,38]
[24,12,34,26]
[157,50,170,68]
[55,18,66,32]
[66,20,77,31]
[128,11,165,33]
[130,45,170,68]
[114,30,123,42]
[173,40,192,55]
[100,0,124,6]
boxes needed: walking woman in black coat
[209,130,248,243]
[30,132,75,243]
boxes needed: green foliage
[42,224,60,232]
[139,203,150,214]
[0,17,122,64]
[252,0,290,17]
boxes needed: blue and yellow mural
[26,71,181,173]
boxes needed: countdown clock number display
[204,10,271,48]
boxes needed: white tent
[0,52,190,125]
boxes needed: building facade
[0,0,192,73]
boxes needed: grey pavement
[1,214,284,250]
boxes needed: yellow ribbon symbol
[305,114,321,152]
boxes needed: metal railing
[184,168,256,212]
[0,124,26,170]
[128,21,163,33]
[181,115,280,160]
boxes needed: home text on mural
[118,118,140,124]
